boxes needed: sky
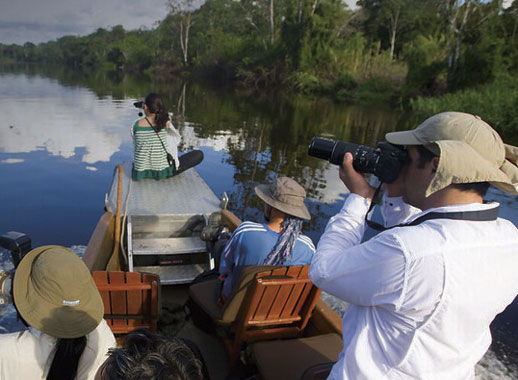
[1,0,358,46]
[0,0,172,45]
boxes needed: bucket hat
[13,245,104,339]
[385,112,518,196]
[255,177,311,220]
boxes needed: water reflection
[0,66,516,377]
[0,74,134,164]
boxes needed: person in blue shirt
[219,177,315,301]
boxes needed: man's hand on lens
[340,152,376,202]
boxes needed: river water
[0,65,516,378]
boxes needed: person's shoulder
[297,234,316,252]
[235,221,267,234]
[134,118,150,128]
[0,329,36,347]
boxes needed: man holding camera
[309,112,518,379]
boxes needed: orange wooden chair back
[228,265,321,366]
[92,271,159,338]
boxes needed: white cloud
[0,158,24,164]
[0,0,170,44]
[0,74,134,164]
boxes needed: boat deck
[105,161,220,216]
[105,162,221,284]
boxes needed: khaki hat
[255,177,311,220]
[13,245,104,339]
[385,112,518,196]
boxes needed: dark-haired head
[99,329,206,380]
[145,93,169,131]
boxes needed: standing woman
[132,93,203,180]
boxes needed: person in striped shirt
[219,177,315,301]
[132,93,203,180]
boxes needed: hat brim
[426,140,518,196]
[13,246,103,338]
[385,130,423,146]
[255,184,311,220]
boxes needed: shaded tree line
[1,0,518,99]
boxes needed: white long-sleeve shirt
[309,194,518,380]
[0,319,116,379]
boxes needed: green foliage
[287,71,321,94]
[410,79,518,138]
[120,34,153,71]
[403,34,446,95]
[450,32,505,91]
[1,0,518,102]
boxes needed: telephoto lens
[308,137,408,183]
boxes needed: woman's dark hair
[145,93,169,132]
[415,145,490,197]
[46,337,87,380]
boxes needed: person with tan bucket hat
[0,245,116,380]
[310,112,518,380]
[219,177,315,301]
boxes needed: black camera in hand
[308,137,408,183]
[134,101,144,108]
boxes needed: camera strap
[365,184,499,231]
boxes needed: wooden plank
[265,268,293,321]
[144,273,159,331]
[108,272,128,333]
[253,268,286,321]
[279,268,306,319]
[125,272,143,331]
[292,266,313,317]
[92,271,111,323]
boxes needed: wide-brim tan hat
[13,245,104,339]
[385,112,518,196]
[255,177,311,220]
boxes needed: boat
[82,162,345,379]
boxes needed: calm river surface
[0,65,517,378]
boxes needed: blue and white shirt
[219,221,315,298]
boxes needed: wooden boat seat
[92,271,160,338]
[252,333,342,380]
[188,265,322,366]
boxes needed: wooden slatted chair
[189,265,321,367]
[227,265,321,366]
[92,271,160,340]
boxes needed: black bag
[166,152,174,167]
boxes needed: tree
[358,0,431,59]
[169,0,196,65]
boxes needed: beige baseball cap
[385,112,518,196]
[13,245,104,339]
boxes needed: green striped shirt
[132,121,174,180]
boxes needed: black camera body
[134,101,144,109]
[0,232,32,306]
[308,137,408,183]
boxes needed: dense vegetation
[1,0,518,107]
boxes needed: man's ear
[431,156,440,174]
